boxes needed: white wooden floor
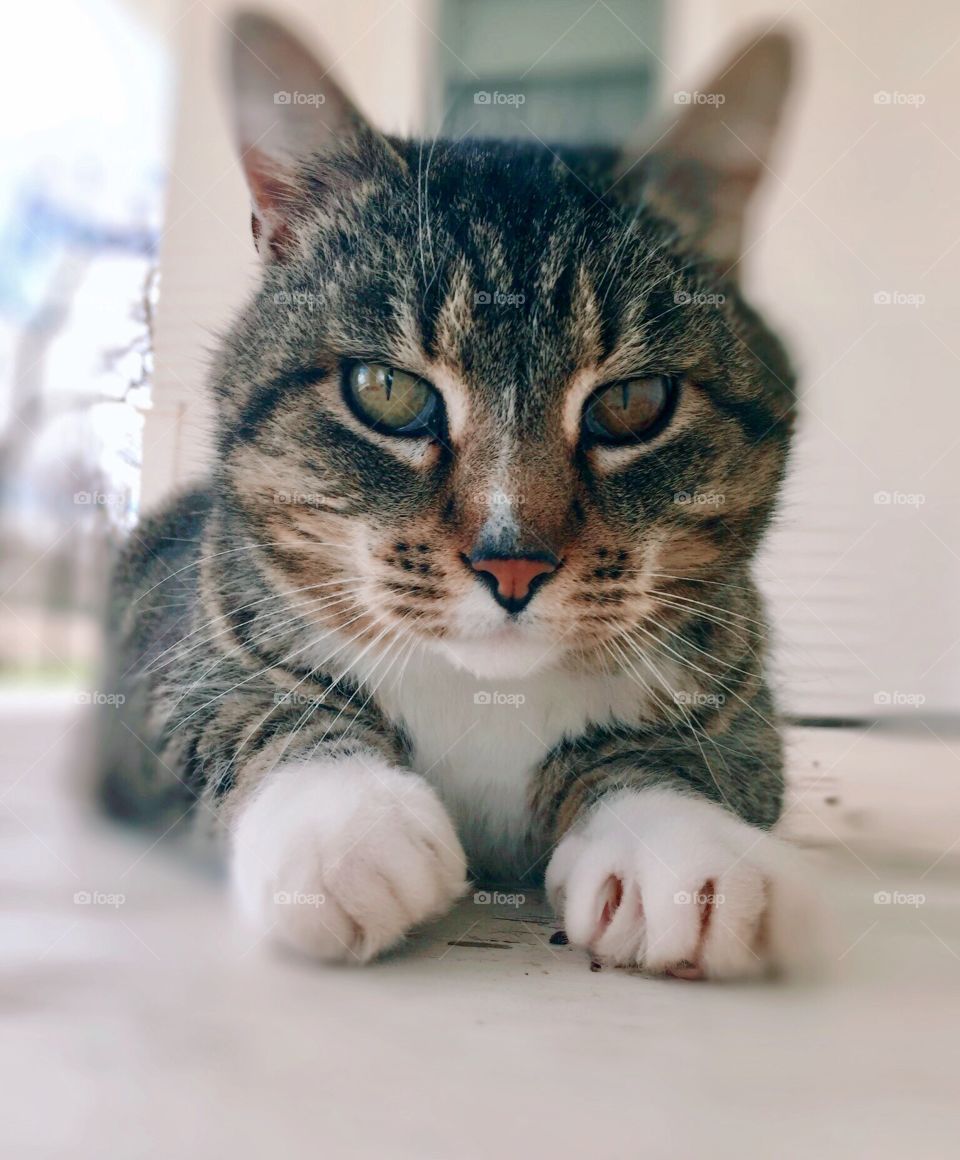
[3,695,959,1158]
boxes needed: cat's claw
[232,757,467,962]
[546,788,819,980]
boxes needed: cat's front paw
[546,788,817,980]
[232,757,467,962]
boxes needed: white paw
[231,756,467,962]
[546,788,819,980]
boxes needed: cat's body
[97,14,817,977]
[102,476,782,878]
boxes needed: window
[435,0,663,145]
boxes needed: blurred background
[2,0,958,727]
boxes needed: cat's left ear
[617,31,795,272]
[226,10,404,262]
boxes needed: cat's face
[217,17,795,678]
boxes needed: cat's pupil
[585,376,672,443]
[345,361,438,436]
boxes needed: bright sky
[0,0,171,219]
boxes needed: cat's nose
[468,554,558,613]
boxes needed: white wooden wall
[143,0,434,510]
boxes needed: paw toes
[593,879,646,964]
[598,875,624,933]
[233,763,466,964]
[562,850,624,947]
[547,793,820,981]
[271,892,365,963]
[639,872,711,975]
[696,868,768,979]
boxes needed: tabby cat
[98,12,816,977]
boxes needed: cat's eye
[583,375,676,444]
[343,362,442,437]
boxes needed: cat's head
[214,13,796,680]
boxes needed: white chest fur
[343,643,665,879]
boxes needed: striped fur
[96,17,799,956]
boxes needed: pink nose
[469,556,557,603]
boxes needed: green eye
[343,362,441,436]
[583,376,676,444]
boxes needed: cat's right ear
[226,11,400,262]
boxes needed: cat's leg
[539,700,819,980]
[231,751,467,962]
[545,788,819,979]
[103,546,468,964]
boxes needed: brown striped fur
[96,16,797,879]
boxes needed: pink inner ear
[244,147,299,262]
